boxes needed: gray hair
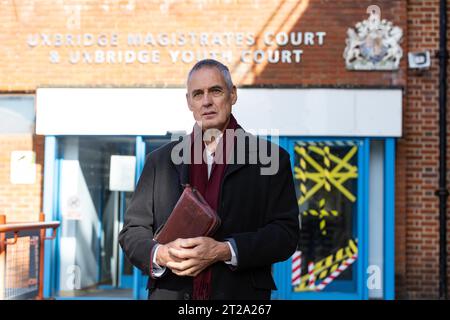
[187,59,234,91]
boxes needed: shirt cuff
[151,244,166,278]
[224,239,238,267]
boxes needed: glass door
[273,138,369,300]
[55,136,136,298]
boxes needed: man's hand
[165,237,231,277]
[155,238,187,267]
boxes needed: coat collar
[172,125,259,186]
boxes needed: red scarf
[189,114,238,300]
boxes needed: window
[0,96,35,134]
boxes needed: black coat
[119,130,300,300]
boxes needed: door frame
[271,137,370,300]
[43,136,138,297]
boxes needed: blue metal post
[362,138,371,300]
[133,136,146,300]
[384,138,396,300]
[42,136,58,298]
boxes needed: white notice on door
[109,155,136,192]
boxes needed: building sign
[64,195,82,220]
[27,31,327,65]
[109,155,136,192]
[10,151,36,185]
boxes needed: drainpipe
[437,0,449,300]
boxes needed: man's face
[186,67,237,132]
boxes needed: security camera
[408,51,431,69]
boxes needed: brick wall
[396,0,450,299]
[0,0,406,89]
[0,134,44,223]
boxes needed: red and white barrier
[291,251,302,286]
[307,261,316,289]
[315,253,358,291]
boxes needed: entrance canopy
[36,88,402,137]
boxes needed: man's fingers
[166,259,196,272]
[168,254,184,263]
[169,238,186,249]
[171,265,204,277]
[180,237,207,248]
[168,248,197,260]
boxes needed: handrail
[0,218,60,246]
[0,213,60,300]
[0,221,60,233]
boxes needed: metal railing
[0,213,59,300]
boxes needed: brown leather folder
[153,184,221,244]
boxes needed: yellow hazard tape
[295,145,359,205]
[302,199,340,235]
[293,239,358,292]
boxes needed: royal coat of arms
[344,5,403,70]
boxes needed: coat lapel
[172,134,191,189]
[171,127,259,185]
[224,131,259,180]
[174,161,189,185]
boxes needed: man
[119,59,299,300]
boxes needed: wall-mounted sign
[10,151,36,184]
[344,5,403,70]
[26,31,327,65]
[64,195,82,220]
[109,155,136,192]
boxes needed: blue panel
[133,136,147,300]
[97,180,104,284]
[42,136,57,298]
[361,139,370,300]
[55,158,62,293]
[282,292,362,300]
[353,138,370,300]
[120,275,134,289]
[271,137,289,300]
[384,138,396,299]
[55,296,133,300]
[119,191,133,289]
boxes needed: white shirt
[151,136,237,277]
